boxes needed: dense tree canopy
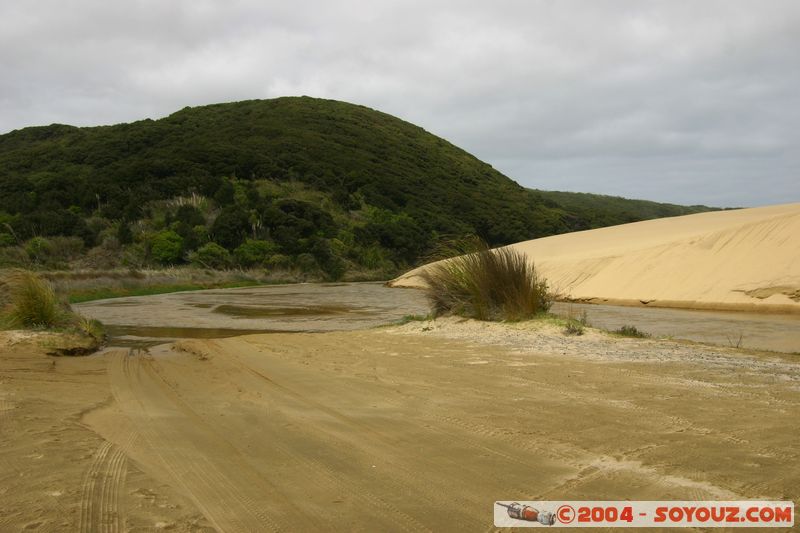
[0,97,715,277]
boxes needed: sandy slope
[392,202,800,313]
[2,325,799,531]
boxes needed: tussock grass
[0,270,105,351]
[0,270,69,328]
[421,238,552,321]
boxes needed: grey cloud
[1,0,798,207]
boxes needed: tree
[190,242,231,269]
[211,207,250,249]
[234,239,277,267]
[151,230,183,264]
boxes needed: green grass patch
[66,280,264,304]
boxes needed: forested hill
[0,97,715,278]
[533,190,720,231]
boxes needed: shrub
[420,239,551,321]
[190,242,232,269]
[25,237,53,263]
[117,221,133,245]
[151,230,184,264]
[211,207,249,249]
[0,246,30,268]
[0,233,15,247]
[295,253,318,273]
[265,253,292,270]
[234,239,278,267]
[0,270,68,328]
[614,325,650,338]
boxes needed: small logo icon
[556,504,575,524]
[496,502,555,525]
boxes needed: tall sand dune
[392,202,800,313]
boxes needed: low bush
[151,230,184,265]
[189,242,231,269]
[421,239,551,321]
[614,325,650,338]
[234,239,278,267]
[0,233,16,247]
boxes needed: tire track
[106,350,308,532]
[78,440,113,533]
[153,346,436,532]
[216,339,522,530]
[0,393,17,529]
[134,353,299,532]
[77,435,131,533]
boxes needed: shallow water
[551,302,800,353]
[77,282,429,346]
[76,282,800,353]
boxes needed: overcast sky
[1,1,798,207]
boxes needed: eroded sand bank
[391,202,800,313]
[2,322,798,531]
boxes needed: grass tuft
[394,314,433,325]
[420,238,552,321]
[613,325,650,338]
[563,309,589,336]
[1,269,106,353]
[0,270,69,328]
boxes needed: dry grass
[41,267,390,303]
[420,239,552,321]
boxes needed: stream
[75,282,800,353]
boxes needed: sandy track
[2,324,799,531]
[78,439,128,533]
[91,327,800,530]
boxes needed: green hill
[533,189,721,231]
[0,96,715,278]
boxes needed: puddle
[78,282,430,346]
[106,325,275,339]
[213,304,362,318]
[104,325,286,349]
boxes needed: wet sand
[1,319,798,531]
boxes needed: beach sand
[391,202,800,313]
[2,322,798,531]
